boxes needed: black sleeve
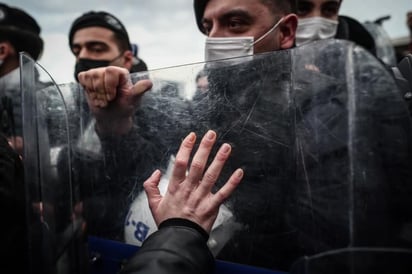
[120,219,215,274]
[0,134,28,272]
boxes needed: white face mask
[295,17,338,46]
[204,17,284,62]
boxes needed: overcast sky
[2,0,412,84]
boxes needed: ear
[0,42,10,60]
[122,50,134,71]
[279,14,298,50]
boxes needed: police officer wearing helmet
[0,3,44,272]
[0,2,44,153]
[294,0,376,55]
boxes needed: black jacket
[336,15,376,56]
[120,219,214,274]
[0,134,28,272]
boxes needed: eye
[71,46,80,57]
[202,21,212,35]
[87,43,108,54]
[90,46,105,53]
[226,17,249,33]
[296,2,313,17]
[322,2,340,18]
[228,19,242,28]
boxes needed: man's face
[71,26,125,67]
[202,0,284,54]
[0,41,17,77]
[296,0,341,20]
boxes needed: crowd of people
[1,0,412,274]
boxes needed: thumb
[131,79,153,97]
[143,170,162,210]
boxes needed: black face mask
[74,59,110,82]
[74,54,123,82]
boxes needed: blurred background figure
[408,11,412,53]
[69,10,135,81]
[391,11,412,62]
[363,15,397,66]
[295,0,376,57]
[294,0,405,66]
[0,3,44,272]
[130,43,148,73]
[0,2,44,154]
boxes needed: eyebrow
[323,0,340,4]
[84,41,109,48]
[71,40,110,55]
[202,8,254,24]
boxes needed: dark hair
[112,32,130,53]
[69,11,131,52]
[0,3,44,60]
[261,0,297,15]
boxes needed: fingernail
[236,169,244,178]
[206,130,215,140]
[221,143,231,153]
[152,169,161,177]
[187,132,196,142]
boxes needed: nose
[310,8,322,18]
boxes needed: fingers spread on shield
[211,168,244,208]
[170,132,197,188]
[197,143,232,197]
[186,130,216,188]
[143,169,162,211]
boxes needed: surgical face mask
[295,17,338,46]
[204,17,284,63]
[74,54,123,82]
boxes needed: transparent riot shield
[21,54,88,274]
[363,21,397,67]
[21,39,412,274]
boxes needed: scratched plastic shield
[21,54,89,274]
[21,39,412,274]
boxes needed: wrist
[95,116,133,136]
[159,218,209,241]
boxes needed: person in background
[66,11,168,243]
[0,5,42,264]
[77,0,412,271]
[0,2,44,155]
[408,11,412,53]
[69,10,135,81]
[294,0,376,55]
[120,130,243,274]
[130,43,148,73]
[78,0,297,269]
[0,133,27,272]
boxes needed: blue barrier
[88,236,286,274]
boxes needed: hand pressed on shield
[143,130,244,234]
[78,66,152,135]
